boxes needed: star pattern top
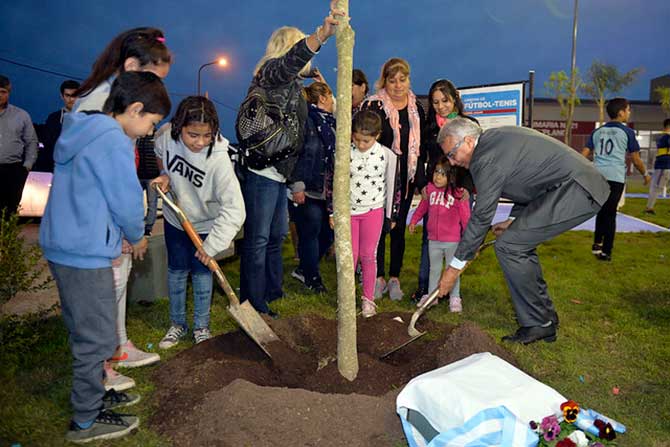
[350,142,387,215]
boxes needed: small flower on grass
[529,420,538,430]
[594,419,616,441]
[540,415,561,441]
[556,438,576,447]
[560,399,580,423]
[590,443,605,447]
[567,430,589,447]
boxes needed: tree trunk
[597,96,605,125]
[333,0,358,381]
[564,0,579,146]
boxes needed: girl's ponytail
[77,27,171,98]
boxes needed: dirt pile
[151,313,515,446]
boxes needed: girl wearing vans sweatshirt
[153,96,245,349]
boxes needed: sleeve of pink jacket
[410,198,429,226]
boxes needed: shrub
[0,211,51,304]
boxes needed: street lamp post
[197,58,228,96]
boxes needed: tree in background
[545,70,583,144]
[582,61,643,123]
[332,0,358,381]
[656,86,670,117]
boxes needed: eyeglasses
[445,139,463,159]
[434,168,448,176]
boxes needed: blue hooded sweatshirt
[39,112,144,268]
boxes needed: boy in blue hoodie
[39,71,170,444]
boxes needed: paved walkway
[408,202,669,233]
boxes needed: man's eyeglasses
[445,139,463,159]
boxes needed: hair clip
[156,36,166,43]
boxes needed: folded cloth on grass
[396,352,567,447]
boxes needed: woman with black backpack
[236,3,342,318]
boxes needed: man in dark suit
[35,80,80,172]
[436,118,610,344]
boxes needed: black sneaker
[102,389,141,410]
[591,243,603,255]
[65,410,139,444]
[306,281,327,294]
[596,252,612,262]
[410,287,428,303]
[643,209,655,215]
[291,268,305,284]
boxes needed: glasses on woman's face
[445,139,463,159]
[434,167,448,176]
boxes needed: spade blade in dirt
[407,239,496,338]
[155,186,280,358]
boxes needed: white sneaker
[111,340,160,368]
[387,278,404,301]
[193,327,212,344]
[103,363,135,392]
[373,278,387,299]
[449,296,463,313]
[416,294,438,309]
[361,298,377,318]
[159,325,188,350]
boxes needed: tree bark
[564,0,579,146]
[333,0,358,381]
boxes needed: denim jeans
[139,178,158,234]
[240,169,288,313]
[164,221,213,330]
[294,197,333,285]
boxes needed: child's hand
[132,237,149,261]
[421,186,428,200]
[292,191,306,205]
[390,220,396,230]
[408,223,416,234]
[329,216,334,230]
[151,174,170,193]
[195,247,214,267]
[121,239,133,254]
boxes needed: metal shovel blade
[227,300,280,358]
[407,288,440,337]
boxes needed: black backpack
[235,82,305,170]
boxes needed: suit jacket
[455,126,610,261]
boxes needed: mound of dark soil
[151,312,515,446]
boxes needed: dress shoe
[502,323,557,345]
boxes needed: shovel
[380,239,496,358]
[154,186,280,358]
[408,239,496,338]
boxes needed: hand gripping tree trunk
[333,0,358,381]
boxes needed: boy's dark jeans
[294,197,333,284]
[49,261,117,424]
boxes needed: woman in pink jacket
[409,156,470,312]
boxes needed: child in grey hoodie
[153,96,245,349]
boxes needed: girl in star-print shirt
[327,110,400,318]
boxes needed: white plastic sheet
[397,353,567,447]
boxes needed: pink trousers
[351,207,384,300]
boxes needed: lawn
[1,197,669,446]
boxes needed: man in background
[35,79,80,172]
[0,74,38,217]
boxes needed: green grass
[2,206,669,446]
